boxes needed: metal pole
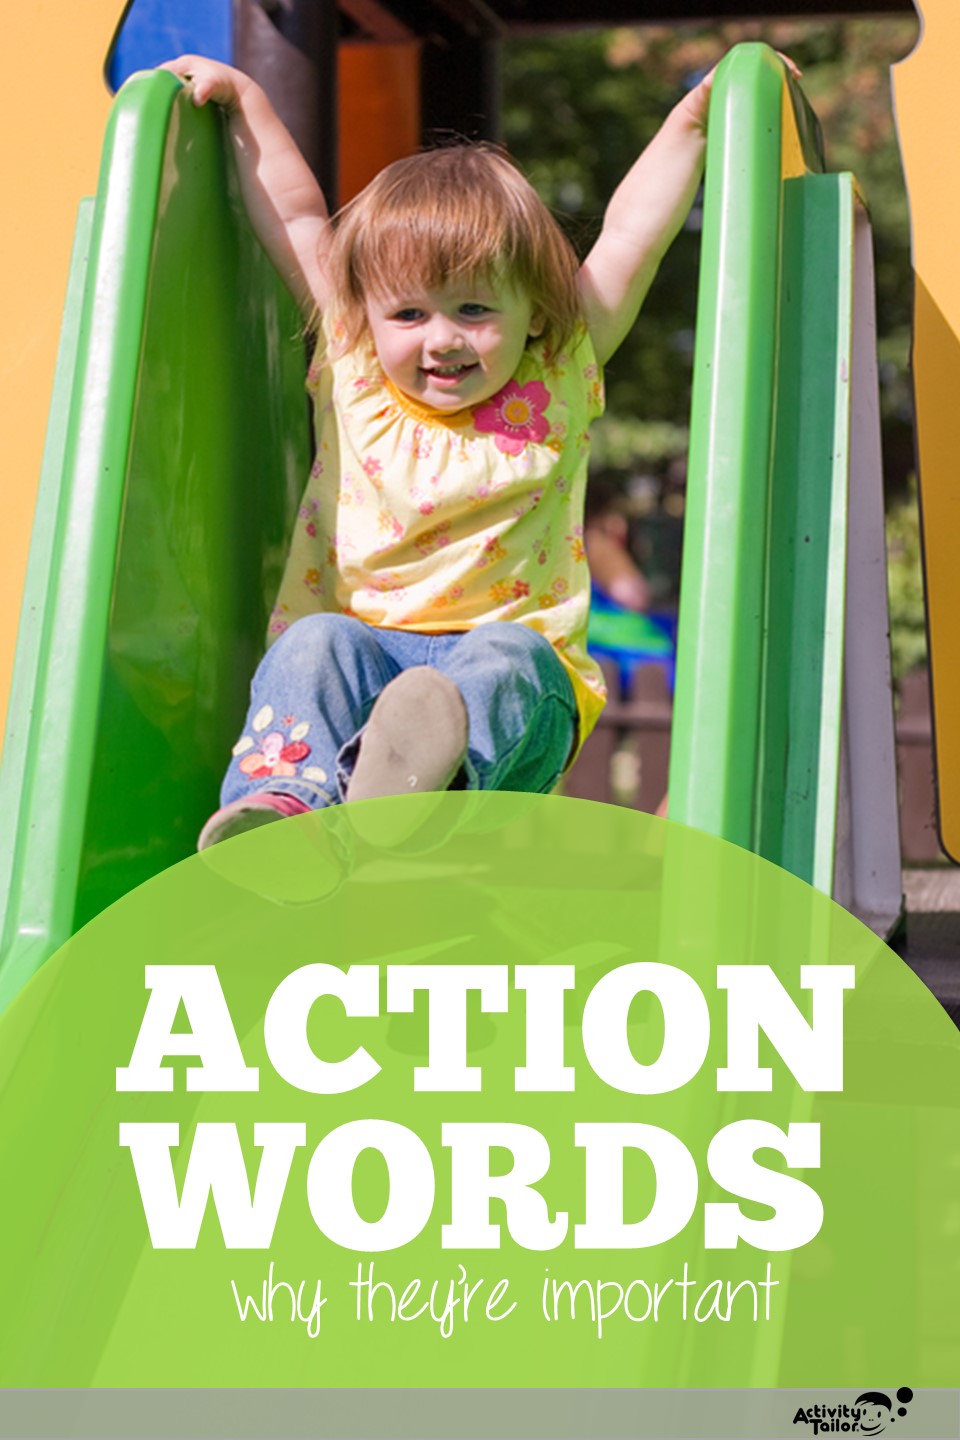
[234,0,339,205]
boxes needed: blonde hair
[322,144,582,354]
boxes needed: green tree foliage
[502,18,918,488]
[503,19,925,673]
[886,478,928,681]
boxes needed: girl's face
[365,278,543,412]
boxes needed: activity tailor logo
[793,1389,914,1435]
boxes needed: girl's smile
[365,280,543,412]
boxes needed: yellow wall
[1,1,122,746]
[892,1,960,856]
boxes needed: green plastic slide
[0,71,309,1014]
[669,46,902,934]
[0,49,902,1016]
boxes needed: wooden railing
[565,660,940,865]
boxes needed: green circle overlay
[0,793,957,1388]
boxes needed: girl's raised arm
[162,56,331,318]
[580,53,801,366]
[577,73,712,368]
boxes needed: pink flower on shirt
[474,380,551,455]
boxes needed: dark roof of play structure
[338,0,914,43]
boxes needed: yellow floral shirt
[270,327,607,747]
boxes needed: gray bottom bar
[0,1390,956,1440]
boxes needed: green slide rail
[669,45,901,929]
[0,71,309,1014]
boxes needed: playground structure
[0,1,952,1016]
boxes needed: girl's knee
[258,613,373,682]
[456,622,563,686]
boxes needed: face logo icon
[855,1396,891,1435]
[853,1389,914,1434]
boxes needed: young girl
[165,54,714,849]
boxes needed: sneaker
[345,668,469,847]
[346,668,468,803]
[197,792,310,850]
[197,793,348,905]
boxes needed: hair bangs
[325,144,582,355]
[355,210,511,308]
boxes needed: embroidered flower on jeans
[239,731,311,781]
[473,380,551,455]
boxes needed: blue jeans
[222,615,578,810]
